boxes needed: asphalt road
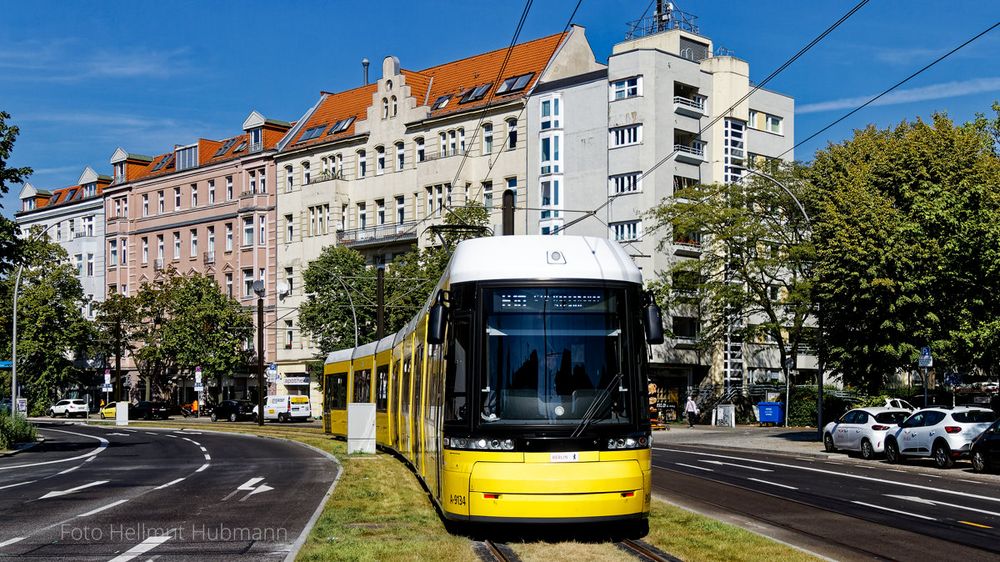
[653,444,1000,560]
[0,422,338,561]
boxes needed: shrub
[0,414,36,450]
[787,386,854,427]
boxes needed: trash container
[757,401,783,425]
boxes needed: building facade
[272,27,603,402]
[101,112,291,401]
[16,167,111,320]
[525,15,806,411]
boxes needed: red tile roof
[285,31,567,149]
[32,177,111,210]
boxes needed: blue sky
[2,1,998,216]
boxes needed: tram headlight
[502,439,515,450]
[444,436,517,451]
[606,434,651,450]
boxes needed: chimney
[362,58,370,85]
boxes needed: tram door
[400,358,412,459]
[392,359,402,450]
[413,346,424,475]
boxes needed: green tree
[299,246,377,352]
[809,108,1000,392]
[0,111,33,274]
[92,292,141,401]
[646,163,816,385]
[0,232,92,413]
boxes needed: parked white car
[48,399,88,418]
[885,407,997,468]
[883,397,916,411]
[823,407,910,459]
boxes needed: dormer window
[299,125,328,143]
[460,83,493,104]
[114,162,125,181]
[432,95,451,110]
[214,138,237,157]
[250,127,262,150]
[175,145,198,171]
[496,73,533,95]
[24,199,35,211]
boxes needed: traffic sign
[102,384,113,392]
[194,382,204,392]
[918,347,933,368]
[15,398,27,414]
[0,360,12,369]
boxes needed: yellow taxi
[99,403,117,419]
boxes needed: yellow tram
[323,235,663,525]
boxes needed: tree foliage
[809,108,1000,392]
[647,163,816,381]
[0,111,33,275]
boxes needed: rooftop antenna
[362,58,370,85]
[656,0,673,32]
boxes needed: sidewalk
[654,424,829,457]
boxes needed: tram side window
[445,314,470,422]
[376,365,389,411]
[353,369,372,403]
[327,373,348,409]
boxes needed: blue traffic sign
[0,360,11,369]
[920,346,931,358]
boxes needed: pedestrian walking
[685,395,700,428]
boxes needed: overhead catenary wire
[777,20,1000,160]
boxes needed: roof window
[432,95,452,110]
[214,138,237,157]
[460,83,493,104]
[496,73,534,95]
[328,116,356,135]
[233,140,248,153]
[299,124,328,143]
[151,154,174,172]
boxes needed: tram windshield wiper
[570,372,622,438]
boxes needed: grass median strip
[81,421,820,561]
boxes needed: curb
[0,437,45,458]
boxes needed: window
[540,133,561,174]
[142,194,149,217]
[119,238,127,265]
[749,110,783,135]
[415,137,425,162]
[308,205,330,235]
[259,214,266,244]
[207,226,215,255]
[141,238,148,264]
[108,240,117,267]
[225,273,233,297]
[298,125,327,142]
[328,116,355,135]
[431,94,451,110]
[391,96,397,117]
[190,229,198,257]
[382,97,389,119]
[376,146,385,175]
[396,196,405,223]
[496,72,533,94]
[175,145,198,171]
[376,199,385,225]
[243,269,253,297]
[724,119,746,184]
[250,127,262,149]
[357,150,366,178]
[449,130,458,156]
[243,217,254,246]
[482,181,493,209]
[358,203,367,229]
[83,216,94,236]
[68,219,75,238]
[75,254,83,275]
[611,220,641,241]
[766,114,783,134]
[506,176,517,198]
[610,76,641,100]
[439,132,447,157]
[302,161,311,185]
[259,171,266,193]
[540,179,561,219]
[156,236,164,260]
[460,82,493,103]
[611,172,641,194]
[332,153,342,177]
[259,268,266,291]
[540,96,561,130]
[458,128,466,154]
[191,183,198,207]
[174,187,181,210]
[506,118,517,149]
[483,123,493,154]
[114,162,125,182]
[285,214,294,242]
[225,223,233,251]
[208,180,215,204]
[86,253,94,276]
[672,317,698,340]
[285,320,294,349]
[173,232,181,259]
[395,142,404,170]
[610,124,641,147]
[285,166,293,191]
[340,204,347,231]
[56,222,62,241]
[158,191,165,214]
[285,267,294,295]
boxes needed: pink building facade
[102,111,291,401]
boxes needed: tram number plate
[550,452,580,463]
[449,494,467,506]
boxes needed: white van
[263,395,311,422]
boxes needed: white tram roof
[326,348,354,364]
[449,235,642,285]
[352,341,379,360]
[375,334,394,354]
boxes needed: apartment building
[273,27,603,401]
[16,167,111,319]
[101,112,291,401]
[525,12,803,408]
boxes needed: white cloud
[797,77,1000,114]
[0,41,193,82]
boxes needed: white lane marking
[698,459,773,472]
[108,532,174,562]
[122,430,137,433]
[180,438,201,446]
[655,447,1000,505]
[144,432,157,436]
[165,435,178,439]
[198,446,207,452]
[155,478,185,490]
[195,463,209,473]
[958,478,982,484]
[106,432,129,436]
[0,537,25,548]
[0,480,36,491]
[203,454,211,461]
[886,494,1000,517]
[239,483,274,501]
[85,457,96,463]
[238,477,265,491]
[852,501,936,521]
[748,478,798,490]
[674,462,714,472]
[923,474,940,479]
[77,499,128,517]
[56,465,81,476]
[40,480,109,499]
[0,429,108,471]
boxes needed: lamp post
[253,280,266,427]
[11,221,59,416]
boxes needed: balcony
[74,231,93,239]
[337,221,418,249]
[306,170,344,185]
[249,141,263,153]
[673,95,706,118]
[204,251,215,265]
[674,140,706,164]
[154,258,164,271]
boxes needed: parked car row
[823,405,999,472]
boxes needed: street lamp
[11,221,59,416]
[253,279,266,427]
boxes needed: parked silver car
[823,407,910,459]
[885,407,997,468]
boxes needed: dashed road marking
[748,477,798,490]
[1,430,108,471]
[40,480,109,499]
[674,462,714,472]
[0,480,36,491]
[56,465,81,476]
[108,532,174,562]
[155,478,185,490]
[0,537,25,548]
[196,463,210,473]
[852,500,936,521]
[78,499,128,517]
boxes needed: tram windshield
[481,286,630,426]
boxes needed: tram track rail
[617,538,682,562]
[475,539,520,562]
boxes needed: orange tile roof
[285,31,567,149]
[33,176,111,210]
